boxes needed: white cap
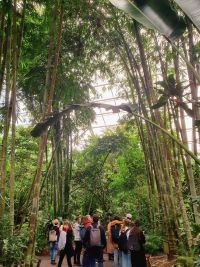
[126,213,132,220]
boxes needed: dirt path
[35,255,112,267]
[35,254,173,267]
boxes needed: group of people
[107,214,147,267]
[48,213,147,267]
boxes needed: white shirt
[120,226,130,238]
[73,222,81,241]
[58,231,66,250]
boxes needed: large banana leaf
[109,0,186,40]
[174,0,200,30]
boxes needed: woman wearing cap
[49,219,60,265]
[126,214,132,221]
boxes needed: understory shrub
[194,256,200,267]
[175,256,194,267]
[0,216,28,266]
[35,211,51,254]
[144,234,163,255]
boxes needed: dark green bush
[144,234,163,255]
[194,256,200,267]
[175,256,194,267]
[0,217,28,266]
[35,211,51,254]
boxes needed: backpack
[90,226,101,247]
[118,229,129,253]
[49,229,57,242]
[111,224,121,244]
[128,234,141,252]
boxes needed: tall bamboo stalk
[0,0,12,219]
[9,0,17,233]
[24,3,64,265]
[116,22,181,254]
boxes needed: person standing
[49,218,60,265]
[118,218,131,267]
[110,216,122,267]
[73,215,82,266]
[81,215,93,267]
[128,220,147,267]
[83,214,107,267]
[106,216,114,261]
[57,221,74,267]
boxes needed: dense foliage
[0,0,200,266]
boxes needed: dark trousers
[82,250,89,267]
[58,249,72,267]
[130,250,147,267]
[74,240,82,264]
[87,247,104,267]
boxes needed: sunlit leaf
[151,95,168,109]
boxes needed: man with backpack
[83,214,106,267]
[110,216,122,267]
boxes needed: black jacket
[64,229,74,257]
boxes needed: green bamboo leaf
[151,95,168,109]
[174,0,200,30]
[109,0,186,40]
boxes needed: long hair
[63,220,73,231]
[67,221,73,231]
[130,220,141,236]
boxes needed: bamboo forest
[0,0,200,266]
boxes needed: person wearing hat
[49,218,60,265]
[126,214,132,221]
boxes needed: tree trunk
[168,106,193,248]
[9,0,17,233]
[63,117,70,218]
[118,24,180,254]
[0,1,12,219]
[24,3,64,265]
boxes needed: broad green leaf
[151,95,168,109]
[109,0,186,40]
[174,0,200,30]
